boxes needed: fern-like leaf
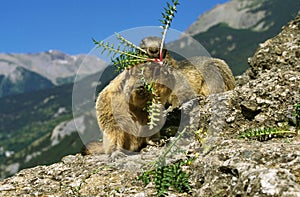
[115,33,147,54]
[93,35,157,71]
[239,127,296,141]
[159,0,180,62]
[147,100,162,130]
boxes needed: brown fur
[84,37,235,155]
[87,62,175,155]
[168,56,235,106]
[140,37,235,105]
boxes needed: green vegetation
[239,127,296,141]
[93,33,150,72]
[138,158,193,196]
[93,0,179,71]
[239,101,300,140]
[138,127,198,196]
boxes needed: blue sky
[0,0,229,55]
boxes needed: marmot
[140,36,235,106]
[168,56,235,106]
[84,61,175,155]
[83,37,235,155]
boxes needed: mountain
[0,66,54,97]
[178,0,300,75]
[0,45,116,179]
[0,50,104,97]
[0,76,98,179]
[186,0,273,35]
[0,65,117,179]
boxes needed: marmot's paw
[147,138,166,147]
[109,150,127,161]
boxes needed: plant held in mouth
[93,0,179,70]
[93,0,180,129]
[93,33,152,72]
[159,0,179,63]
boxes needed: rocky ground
[1,10,300,197]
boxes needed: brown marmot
[168,56,235,106]
[83,37,235,155]
[84,61,175,155]
[140,36,235,106]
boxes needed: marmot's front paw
[146,137,166,147]
[109,150,127,161]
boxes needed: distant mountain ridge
[186,0,271,35]
[0,50,103,97]
[0,65,54,97]
[181,0,300,75]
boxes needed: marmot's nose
[147,47,160,58]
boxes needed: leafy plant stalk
[115,33,147,54]
[138,126,198,196]
[93,39,152,65]
[159,0,179,63]
[93,0,180,130]
[239,127,296,141]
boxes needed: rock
[191,139,300,196]
[1,8,300,197]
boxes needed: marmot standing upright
[85,61,175,155]
[83,36,235,155]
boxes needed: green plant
[239,102,300,140]
[138,127,197,196]
[159,0,179,63]
[194,127,207,144]
[138,157,194,196]
[139,67,162,130]
[93,0,180,130]
[93,33,151,72]
[239,127,296,141]
[93,0,179,70]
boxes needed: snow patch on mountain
[0,50,104,85]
